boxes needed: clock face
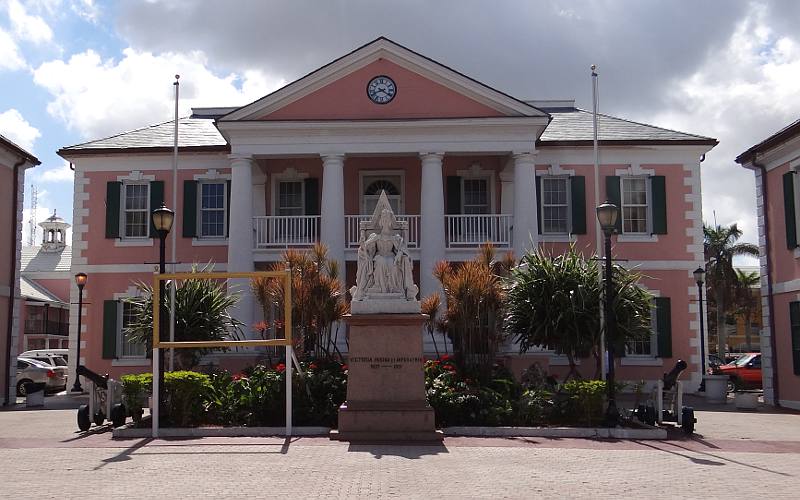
[366,75,396,104]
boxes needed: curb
[112,426,330,438]
[443,425,667,440]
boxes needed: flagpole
[169,74,179,371]
[592,64,607,381]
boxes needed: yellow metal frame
[152,270,292,349]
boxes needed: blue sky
[2,0,800,261]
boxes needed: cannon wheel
[93,409,105,426]
[681,407,695,435]
[77,404,91,432]
[111,403,127,428]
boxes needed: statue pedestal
[330,313,442,442]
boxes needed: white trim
[538,175,571,235]
[114,239,153,247]
[359,169,406,214]
[271,167,309,215]
[193,168,231,182]
[197,180,228,239]
[219,38,547,121]
[120,181,151,240]
[72,263,228,274]
[539,235,576,243]
[191,238,228,247]
[114,289,147,360]
[617,234,659,243]
[111,359,151,367]
[620,357,664,366]
[116,170,156,182]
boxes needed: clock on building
[366,75,397,104]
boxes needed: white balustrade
[445,214,513,248]
[345,215,420,248]
[252,216,320,248]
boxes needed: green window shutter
[651,176,667,234]
[790,302,800,375]
[535,176,542,234]
[446,176,462,215]
[226,180,232,237]
[570,176,586,234]
[655,297,672,358]
[105,182,121,238]
[182,181,198,238]
[304,178,320,215]
[605,176,622,233]
[783,172,797,249]
[149,181,165,238]
[102,300,118,360]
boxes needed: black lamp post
[152,203,174,423]
[596,200,620,426]
[70,272,88,393]
[694,266,707,392]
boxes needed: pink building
[59,38,716,390]
[1,134,39,406]
[737,119,800,409]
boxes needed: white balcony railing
[253,216,320,249]
[445,214,513,248]
[346,215,420,248]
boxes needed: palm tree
[733,269,760,351]
[703,223,759,359]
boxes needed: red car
[718,353,762,392]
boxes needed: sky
[2,0,799,262]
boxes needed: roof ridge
[573,108,715,141]
[60,115,195,150]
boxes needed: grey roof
[20,246,72,273]
[57,107,715,155]
[736,117,800,164]
[20,276,63,303]
[0,133,40,165]
[539,109,717,145]
[58,117,228,155]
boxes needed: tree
[733,269,760,351]
[425,244,514,379]
[123,264,244,370]
[251,243,348,361]
[704,223,759,358]
[504,246,653,380]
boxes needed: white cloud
[637,3,800,249]
[33,48,285,139]
[0,27,26,70]
[37,160,74,183]
[0,108,40,151]
[7,0,54,44]
[70,0,99,23]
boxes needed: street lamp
[152,203,174,423]
[694,266,707,392]
[71,272,87,392]
[596,201,619,426]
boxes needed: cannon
[634,359,696,434]
[76,365,127,432]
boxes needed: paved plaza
[0,397,799,499]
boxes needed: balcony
[346,215,420,248]
[445,214,513,248]
[253,215,321,248]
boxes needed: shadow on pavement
[346,442,449,459]
[635,440,793,476]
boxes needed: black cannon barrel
[76,365,109,390]
[662,359,688,391]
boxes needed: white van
[19,349,69,371]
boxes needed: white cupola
[39,210,70,252]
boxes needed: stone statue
[350,191,420,314]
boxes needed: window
[199,182,226,237]
[541,177,569,234]
[362,175,402,214]
[621,177,648,234]
[123,183,149,238]
[119,302,146,358]
[277,181,303,216]
[462,178,489,214]
[627,310,658,356]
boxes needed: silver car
[15,357,67,396]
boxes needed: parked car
[19,349,68,363]
[718,353,762,392]
[15,357,67,396]
[19,352,68,373]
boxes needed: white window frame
[271,167,309,216]
[539,175,571,235]
[197,181,228,239]
[120,181,150,240]
[276,180,305,216]
[112,288,148,364]
[360,170,405,215]
[118,301,146,360]
[620,176,652,235]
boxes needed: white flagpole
[592,65,607,381]
[169,74,179,371]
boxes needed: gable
[259,59,507,120]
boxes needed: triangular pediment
[220,37,547,122]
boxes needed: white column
[420,152,446,298]
[512,152,538,257]
[228,154,255,335]
[320,154,346,279]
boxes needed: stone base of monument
[331,313,442,442]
